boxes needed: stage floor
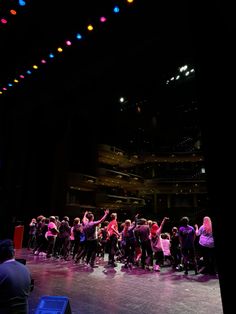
[15,249,223,314]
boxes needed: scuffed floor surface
[15,249,223,314]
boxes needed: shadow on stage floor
[15,249,223,314]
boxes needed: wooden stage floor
[15,249,223,314]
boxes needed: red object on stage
[13,225,24,249]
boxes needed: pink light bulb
[19,75,25,79]
[1,18,7,24]
[65,40,72,46]
[100,16,107,23]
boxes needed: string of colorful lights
[0,0,135,96]
[0,0,28,26]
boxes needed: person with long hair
[195,216,217,275]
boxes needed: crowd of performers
[27,211,217,275]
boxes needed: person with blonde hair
[195,216,217,275]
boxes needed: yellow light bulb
[87,24,93,31]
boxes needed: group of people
[27,211,217,275]
[0,212,217,313]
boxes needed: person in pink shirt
[46,216,59,258]
[107,213,120,267]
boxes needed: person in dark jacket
[0,239,33,313]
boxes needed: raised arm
[130,213,139,230]
[157,217,169,233]
[195,224,199,236]
[94,209,109,226]
[82,211,88,224]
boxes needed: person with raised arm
[82,209,109,268]
[150,217,169,271]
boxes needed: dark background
[1,0,199,220]
[0,1,235,311]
